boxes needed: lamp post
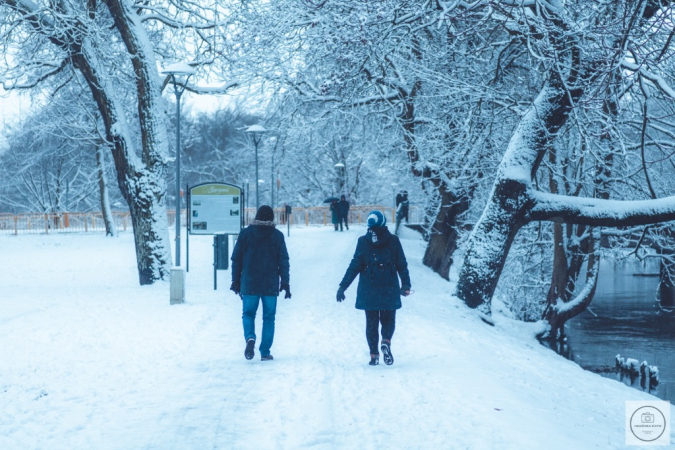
[269,136,277,207]
[391,182,398,209]
[161,62,195,267]
[335,162,346,194]
[245,178,249,224]
[245,125,267,210]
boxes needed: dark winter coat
[396,198,409,220]
[338,200,350,219]
[339,226,411,310]
[231,222,290,296]
[330,201,340,224]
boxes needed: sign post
[186,182,243,288]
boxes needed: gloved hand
[280,282,292,299]
[230,280,240,296]
[400,287,411,297]
[336,287,346,302]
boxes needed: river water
[564,260,675,402]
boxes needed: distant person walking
[395,191,409,235]
[231,205,291,361]
[330,199,340,231]
[336,210,411,366]
[338,195,350,231]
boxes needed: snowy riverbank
[0,226,670,449]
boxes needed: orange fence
[1,206,420,235]
[0,212,133,235]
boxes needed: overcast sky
[0,85,239,152]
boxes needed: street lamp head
[246,124,267,134]
[334,163,345,168]
[161,62,197,77]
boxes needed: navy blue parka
[339,226,411,310]
[231,223,290,296]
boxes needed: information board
[188,183,243,235]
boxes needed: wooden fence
[0,206,421,235]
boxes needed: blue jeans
[242,295,277,356]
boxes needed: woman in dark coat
[336,210,411,365]
[330,200,340,231]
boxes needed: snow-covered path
[0,226,670,449]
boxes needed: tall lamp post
[245,178,249,224]
[269,136,277,207]
[245,124,267,210]
[162,62,195,267]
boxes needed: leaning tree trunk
[456,72,577,311]
[455,179,531,313]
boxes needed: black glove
[336,287,346,302]
[280,282,292,299]
[400,287,411,297]
[230,280,240,296]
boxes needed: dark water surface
[565,261,675,402]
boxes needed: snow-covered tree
[0,0,238,284]
[454,1,675,318]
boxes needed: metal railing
[1,206,421,235]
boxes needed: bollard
[170,267,186,305]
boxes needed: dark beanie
[255,205,275,221]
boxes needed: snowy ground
[0,225,671,449]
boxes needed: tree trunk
[5,0,172,285]
[659,259,675,308]
[543,241,599,338]
[75,46,171,284]
[96,144,116,237]
[422,186,470,280]
[658,228,675,308]
[456,179,531,312]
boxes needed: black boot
[369,354,379,366]
[245,339,255,360]
[261,354,274,361]
[381,340,394,365]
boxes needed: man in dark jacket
[337,195,350,231]
[395,191,409,235]
[231,205,291,361]
[336,210,411,366]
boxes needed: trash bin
[214,233,229,270]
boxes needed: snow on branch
[139,13,222,30]
[2,59,69,90]
[290,80,402,107]
[621,60,675,99]
[530,189,675,227]
[186,81,239,95]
